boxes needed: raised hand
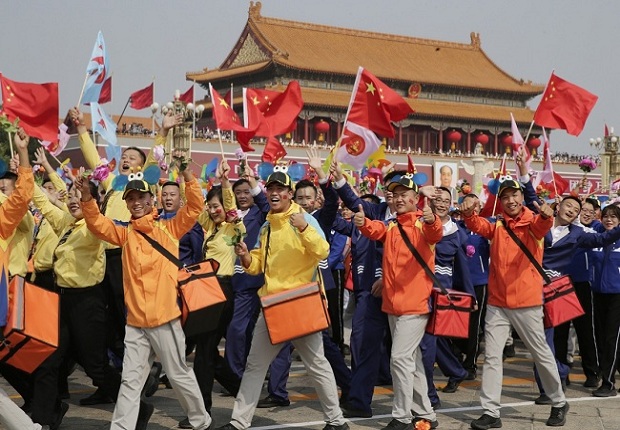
[533,200,554,219]
[234,241,249,257]
[353,204,366,227]
[289,207,309,231]
[329,159,344,182]
[306,146,326,180]
[381,161,396,177]
[74,168,91,201]
[419,185,440,199]
[460,196,479,217]
[161,112,183,135]
[422,197,435,223]
[69,107,85,126]
[13,128,30,168]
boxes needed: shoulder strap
[502,221,551,284]
[136,230,184,269]
[396,221,448,294]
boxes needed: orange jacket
[464,207,553,308]
[359,211,443,315]
[81,178,203,328]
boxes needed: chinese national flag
[533,72,598,136]
[244,81,304,162]
[407,154,417,174]
[346,67,413,138]
[0,74,59,142]
[209,84,256,152]
[179,84,193,104]
[129,82,153,110]
[98,76,112,104]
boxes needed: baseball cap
[497,179,522,197]
[386,174,419,193]
[122,178,153,200]
[265,171,292,189]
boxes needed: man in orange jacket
[462,179,569,429]
[354,174,443,430]
[78,163,211,430]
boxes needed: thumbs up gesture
[533,200,554,219]
[290,206,309,231]
[422,197,435,224]
[353,204,366,227]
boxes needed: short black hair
[123,146,147,165]
[561,195,582,209]
[232,178,250,191]
[294,179,317,198]
[161,181,180,189]
[602,204,620,219]
[0,171,18,184]
[360,193,381,205]
[383,170,407,186]
[206,185,223,204]
[585,197,601,210]
[436,186,452,198]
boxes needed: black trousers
[30,285,120,425]
[593,292,620,390]
[103,249,126,360]
[458,283,487,372]
[553,281,599,380]
[327,269,345,348]
[192,276,241,411]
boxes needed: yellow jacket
[0,191,34,277]
[245,202,329,297]
[81,178,203,328]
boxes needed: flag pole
[116,96,131,127]
[7,131,14,159]
[492,153,507,217]
[521,120,536,149]
[191,80,196,147]
[230,83,234,143]
[76,72,89,107]
[333,66,364,163]
[216,129,225,159]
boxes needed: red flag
[0,75,59,142]
[533,72,598,136]
[346,67,413,138]
[605,124,610,137]
[244,81,304,162]
[98,76,112,104]
[479,155,508,218]
[179,85,193,104]
[209,84,256,152]
[129,83,153,110]
[407,154,417,174]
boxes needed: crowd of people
[1,110,620,430]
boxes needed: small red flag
[407,154,417,174]
[0,74,59,142]
[346,67,413,138]
[179,85,193,104]
[129,82,154,110]
[98,76,112,104]
[533,72,598,136]
[209,84,256,152]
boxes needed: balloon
[142,165,161,185]
[257,162,274,180]
[204,157,219,179]
[0,159,8,177]
[288,163,306,182]
[412,172,428,186]
[488,178,500,195]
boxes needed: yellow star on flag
[251,96,260,106]
[365,81,376,95]
[218,97,230,109]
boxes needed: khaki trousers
[0,386,43,430]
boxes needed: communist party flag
[244,81,304,162]
[179,84,193,104]
[209,84,256,152]
[0,74,59,142]
[129,82,154,110]
[533,72,598,136]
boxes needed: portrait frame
[434,161,459,202]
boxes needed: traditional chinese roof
[187,2,543,97]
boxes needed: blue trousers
[225,289,260,379]
[421,334,468,404]
[346,290,391,413]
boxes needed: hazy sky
[1,0,617,154]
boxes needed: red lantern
[314,120,330,142]
[446,130,462,142]
[528,136,541,149]
[501,134,513,146]
[475,133,489,145]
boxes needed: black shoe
[160,374,173,389]
[341,403,372,418]
[256,395,290,408]
[413,417,438,429]
[465,369,477,380]
[381,418,412,430]
[583,376,600,388]
[215,424,238,430]
[471,413,502,429]
[323,424,350,430]
[534,394,553,405]
[431,399,442,410]
[179,417,193,429]
[144,362,162,397]
[503,344,515,358]
[546,402,569,426]
[442,378,463,393]
[50,402,69,430]
[79,387,114,406]
[136,401,154,430]
[592,386,617,397]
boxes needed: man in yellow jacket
[217,171,348,430]
[78,164,211,430]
